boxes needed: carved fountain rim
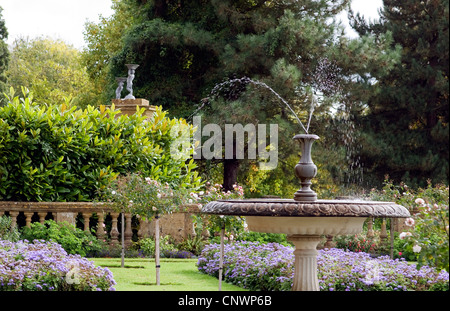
[202,199,410,218]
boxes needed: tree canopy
[5,37,96,108]
[350,0,449,186]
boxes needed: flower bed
[197,241,449,291]
[0,240,116,291]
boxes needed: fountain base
[288,235,321,291]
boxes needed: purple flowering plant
[197,241,449,291]
[0,239,116,291]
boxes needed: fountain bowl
[203,198,409,234]
[203,198,410,217]
[202,198,410,291]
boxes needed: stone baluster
[366,217,374,238]
[82,212,91,232]
[38,212,47,224]
[323,235,334,249]
[9,211,19,229]
[110,212,120,244]
[124,213,133,246]
[24,212,34,228]
[96,212,106,240]
[380,218,388,242]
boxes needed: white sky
[1,0,114,49]
[0,0,382,50]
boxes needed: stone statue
[115,77,127,99]
[124,64,139,100]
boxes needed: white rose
[399,232,412,239]
[412,245,422,253]
[404,218,415,226]
[415,198,425,206]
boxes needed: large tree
[350,0,449,186]
[6,37,96,108]
[0,6,9,103]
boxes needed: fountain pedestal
[288,235,321,291]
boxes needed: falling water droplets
[191,77,309,134]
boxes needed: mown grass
[90,258,246,291]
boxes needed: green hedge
[0,89,201,201]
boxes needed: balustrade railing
[0,201,199,246]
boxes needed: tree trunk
[223,158,239,192]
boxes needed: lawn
[90,257,247,291]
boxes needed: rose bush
[369,180,448,271]
[399,192,449,271]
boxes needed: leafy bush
[0,239,115,291]
[197,241,449,291]
[333,233,378,254]
[0,215,20,242]
[176,233,206,256]
[0,89,201,201]
[20,220,103,257]
[137,236,177,257]
[237,232,291,246]
[369,180,449,271]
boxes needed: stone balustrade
[0,201,200,246]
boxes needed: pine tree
[350,0,449,186]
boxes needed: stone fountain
[202,134,410,291]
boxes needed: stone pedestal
[111,98,156,119]
[288,235,321,291]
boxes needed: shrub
[0,239,116,291]
[369,180,449,271]
[137,236,177,257]
[237,232,291,247]
[0,215,20,242]
[197,241,449,291]
[0,90,201,202]
[20,220,103,257]
[176,234,206,256]
[333,233,378,254]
